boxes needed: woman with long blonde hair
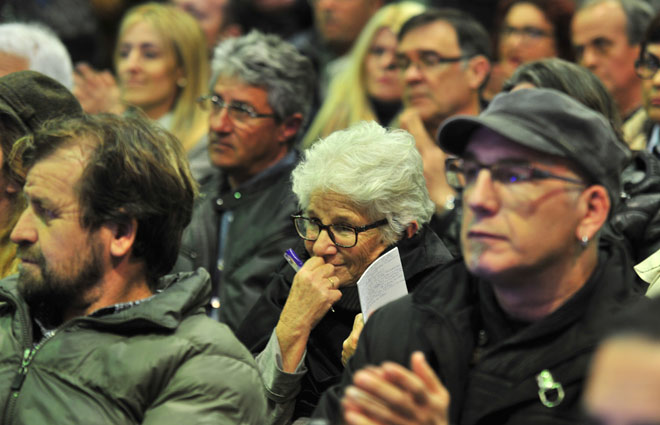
[302,1,426,148]
[74,3,212,181]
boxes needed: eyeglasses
[444,157,585,191]
[394,51,467,72]
[635,51,660,79]
[197,94,277,121]
[291,215,388,248]
[500,25,552,42]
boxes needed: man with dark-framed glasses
[172,30,314,331]
[394,9,492,255]
[313,88,645,424]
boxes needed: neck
[488,246,599,322]
[615,81,643,120]
[425,96,481,136]
[226,149,288,190]
[63,262,153,323]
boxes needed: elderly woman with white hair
[236,120,453,425]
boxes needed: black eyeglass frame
[196,94,277,120]
[291,215,388,248]
[444,157,586,191]
[635,51,660,80]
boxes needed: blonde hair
[302,1,426,148]
[116,3,209,151]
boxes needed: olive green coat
[0,269,266,424]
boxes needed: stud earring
[580,235,589,248]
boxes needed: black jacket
[236,226,453,420]
[313,241,647,424]
[173,153,300,331]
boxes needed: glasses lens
[329,224,357,247]
[445,159,466,190]
[491,163,533,184]
[294,217,319,240]
[228,105,253,121]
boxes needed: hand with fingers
[399,109,455,214]
[342,313,365,366]
[342,351,450,425]
[73,63,124,115]
[275,256,343,372]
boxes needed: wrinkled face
[460,128,586,282]
[571,1,640,106]
[584,337,660,425]
[303,192,389,287]
[641,44,660,123]
[207,77,288,184]
[364,28,402,102]
[0,51,29,77]
[499,2,557,77]
[10,145,106,324]
[313,0,381,52]
[397,20,474,132]
[172,0,226,48]
[117,21,182,119]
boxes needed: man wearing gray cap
[313,88,645,424]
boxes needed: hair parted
[11,113,198,288]
[398,8,492,60]
[578,0,654,45]
[0,22,74,89]
[302,1,426,148]
[292,120,434,245]
[116,2,210,150]
[210,30,315,129]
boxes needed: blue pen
[284,248,335,312]
[284,248,303,272]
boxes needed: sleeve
[255,330,309,425]
[142,351,268,425]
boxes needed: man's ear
[575,185,610,242]
[466,55,491,91]
[276,113,303,145]
[107,218,138,258]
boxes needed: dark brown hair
[11,113,198,287]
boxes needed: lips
[466,229,507,241]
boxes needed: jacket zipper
[4,329,56,424]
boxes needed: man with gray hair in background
[173,30,315,331]
[572,0,654,149]
[0,22,74,89]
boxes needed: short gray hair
[0,22,73,89]
[578,0,654,45]
[291,121,435,245]
[210,30,315,127]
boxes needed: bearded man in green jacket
[0,80,266,425]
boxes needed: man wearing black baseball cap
[314,88,646,424]
[0,70,83,278]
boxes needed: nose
[382,51,396,71]
[580,46,598,70]
[208,106,233,133]
[311,228,338,257]
[403,61,424,84]
[10,207,37,245]
[464,170,500,218]
[651,68,660,86]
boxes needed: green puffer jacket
[0,269,267,424]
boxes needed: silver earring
[580,235,589,247]
[177,77,188,88]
